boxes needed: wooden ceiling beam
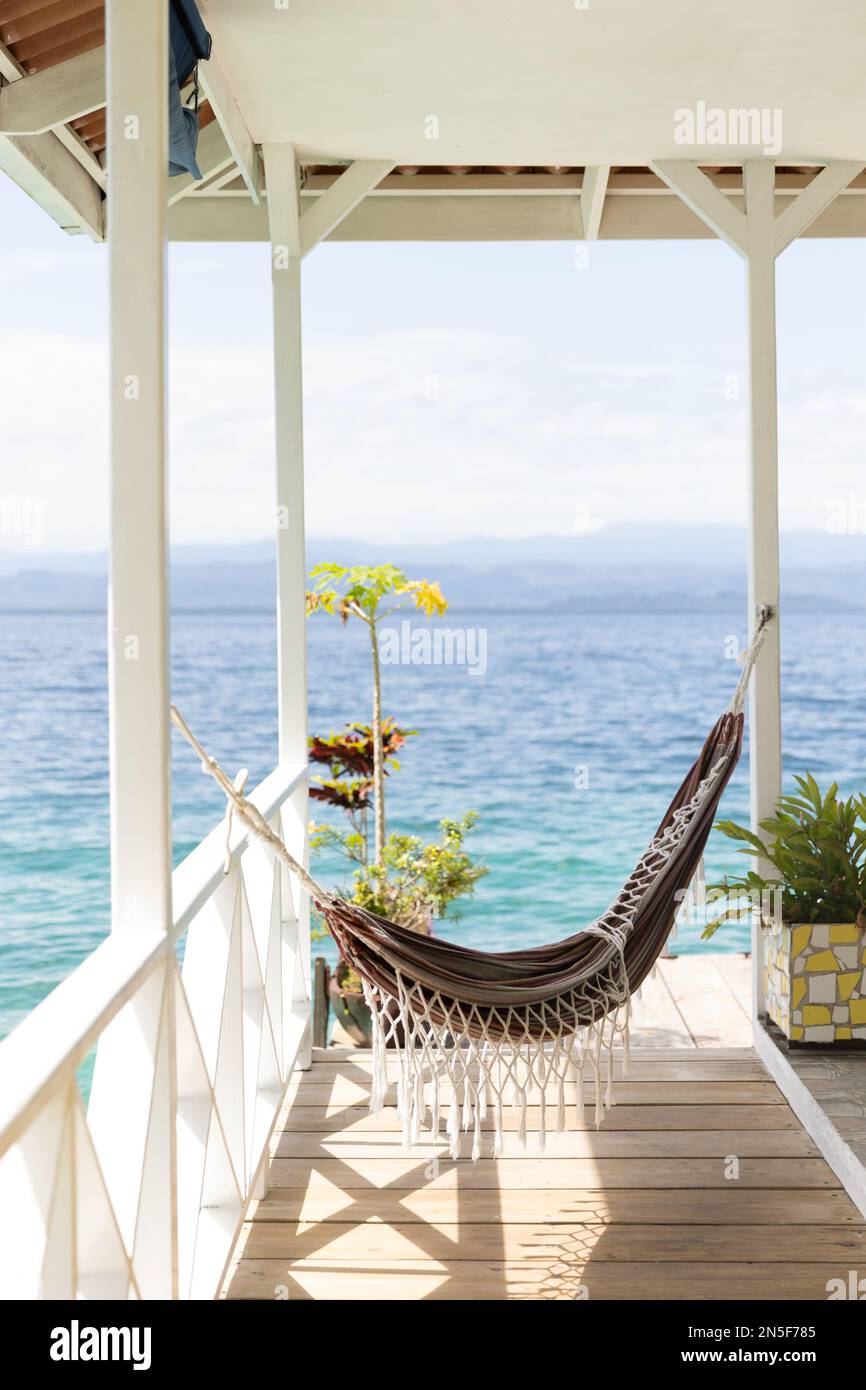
[0,43,103,132]
[0,1,101,47]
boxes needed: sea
[2,605,865,1041]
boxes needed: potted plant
[307,563,487,1044]
[705,775,866,1044]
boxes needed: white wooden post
[651,160,862,1023]
[264,144,307,768]
[264,144,311,1072]
[105,4,172,934]
[87,0,177,1299]
[743,162,782,1021]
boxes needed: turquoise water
[2,605,865,1040]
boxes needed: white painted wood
[0,764,305,1120]
[774,160,864,255]
[190,160,243,196]
[261,143,313,1072]
[0,37,106,198]
[85,966,179,1299]
[0,124,103,238]
[263,145,306,769]
[299,159,394,257]
[104,0,173,938]
[580,164,609,240]
[164,3,866,168]
[171,762,307,934]
[90,0,176,1300]
[0,46,104,134]
[650,159,747,256]
[73,1089,140,1299]
[171,167,866,200]
[0,746,310,1300]
[196,24,260,204]
[282,784,312,1071]
[131,972,177,1299]
[167,184,866,244]
[180,967,245,1297]
[754,1022,866,1219]
[0,1091,67,1298]
[0,932,167,1158]
[41,1089,76,1299]
[743,161,782,1021]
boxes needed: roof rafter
[0,39,102,237]
[197,51,259,204]
[649,159,747,256]
[298,159,394,257]
[0,32,105,207]
[580,164,609,239]
[0,45,103,134]
[773,161,864,255]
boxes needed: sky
[1,172,865,556]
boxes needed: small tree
[307,563,446,863]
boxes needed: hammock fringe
[362,945,632,1160]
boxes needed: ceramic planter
[764,920,866,1043]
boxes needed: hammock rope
[171,607,773,1157]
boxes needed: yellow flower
[400,579,448,617]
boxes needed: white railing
[0,762,310,1300]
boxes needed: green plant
[704,774,866,938]
[307,564,446,862]
[308,719,415,858]
[312,813,487,931]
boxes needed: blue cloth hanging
[168,0,212,180]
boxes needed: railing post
[87,0,177,1299]
[743,161,782,1024]
[264,144,312,1069]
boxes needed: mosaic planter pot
[764,921,866,1044]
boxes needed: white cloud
[1,316,865,552]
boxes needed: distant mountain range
[1,526,865,612]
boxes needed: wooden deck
[223,955,866,1300]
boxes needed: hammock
[171,611,772,1158]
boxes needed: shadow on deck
[222,955,866,1300]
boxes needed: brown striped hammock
[171,612,771,1158]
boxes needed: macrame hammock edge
[171,610,773,1160]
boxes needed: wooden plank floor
[223,955,866,1300]
[629,953,752,1048]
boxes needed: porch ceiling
[205,0,866,166]
[1,1,865,241]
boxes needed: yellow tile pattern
[764,921,866,1044]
